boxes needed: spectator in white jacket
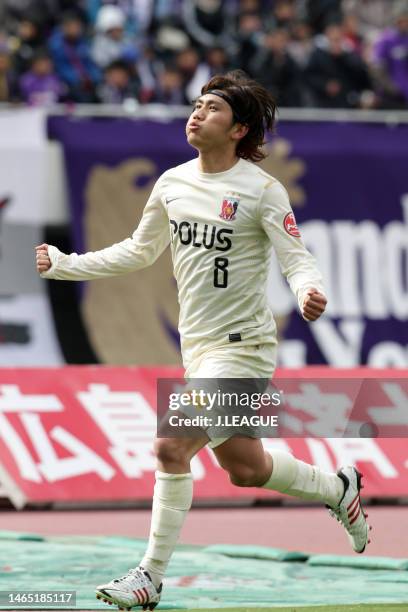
[91,5,138,69]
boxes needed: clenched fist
[302,288,327,322]
[35,243,52,273]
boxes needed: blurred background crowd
[0,0,407,109]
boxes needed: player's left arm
[259,181,327,322]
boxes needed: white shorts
[184,342,277,449]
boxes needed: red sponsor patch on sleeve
[283,211,301,237]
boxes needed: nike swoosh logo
[166,197,181,205]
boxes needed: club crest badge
[283,211,301,237]
[220,195,240,221]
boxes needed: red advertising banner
[0,367,407,508]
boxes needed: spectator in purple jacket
[372,1,408,108]
[19,49,64,105]
[48,11,100,102]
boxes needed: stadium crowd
[0,0,407,109]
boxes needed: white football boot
[328,466,371,553]
[96,566,162,611]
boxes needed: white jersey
[42,157,324,367]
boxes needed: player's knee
[154,438,185,467]
[228,465,264,488]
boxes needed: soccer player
[36,71,370,611]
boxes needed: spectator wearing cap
[19,49,64,105]
[306,22,374,107]
[48,11,100,102]
[0,44,19,102]
[372,1,408,107]
[91,5,138,70]
[86,0,142,37]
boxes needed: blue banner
[48,116,408,367]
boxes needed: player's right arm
[36,178,169,281]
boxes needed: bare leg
[213,436,272,487]
[213,438,343,506]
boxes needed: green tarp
[0,532,407,609]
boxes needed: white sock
[140,471,193,588]
[262,450,344,507]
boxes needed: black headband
[205,89,247,124]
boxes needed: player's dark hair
[201,70,276,162]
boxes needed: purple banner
[48,116,408,367]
